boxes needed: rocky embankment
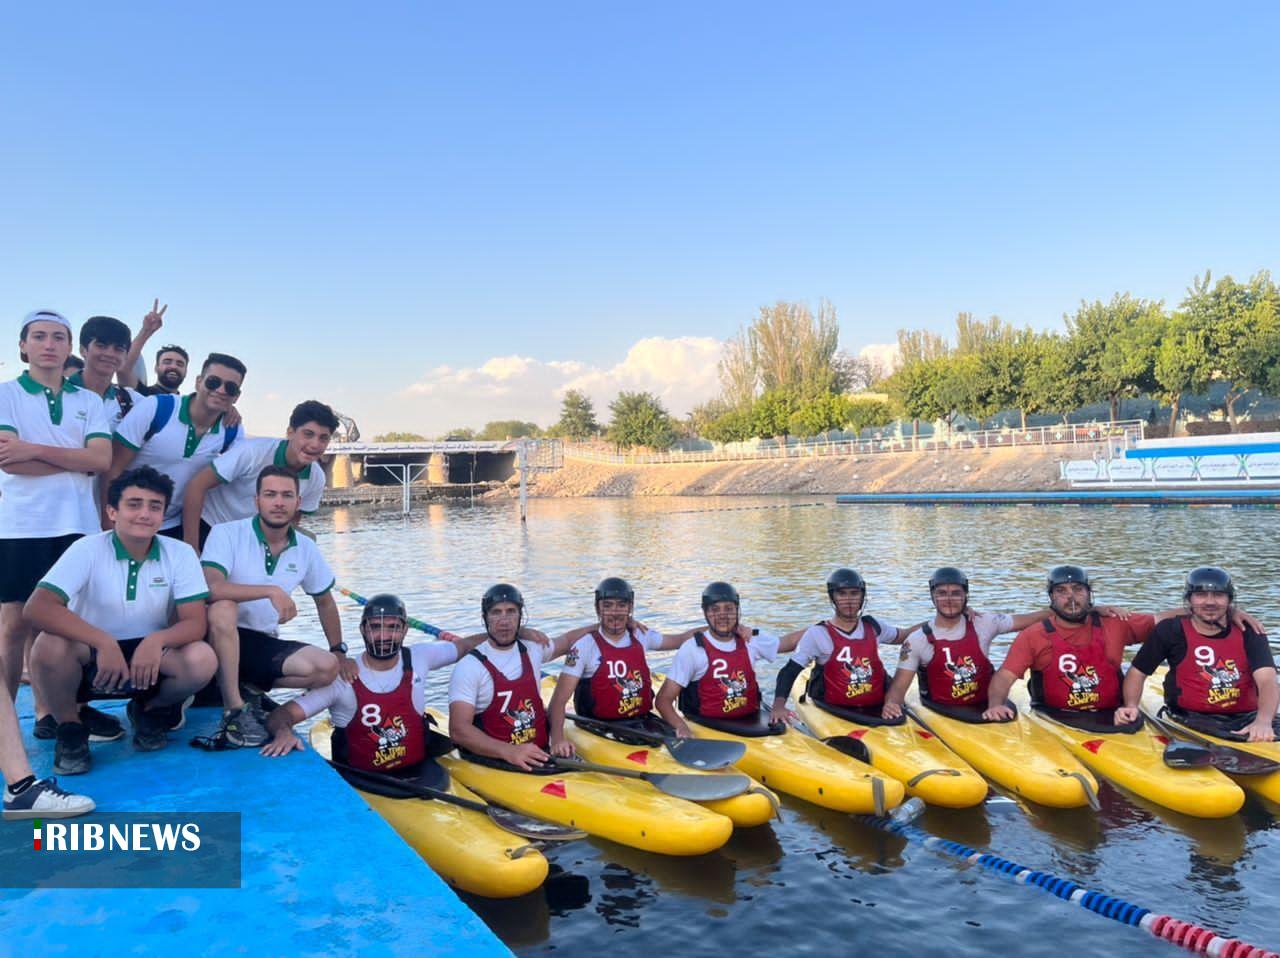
[503,443,1106,498]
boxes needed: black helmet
[360,593,407,660]
[1046,565,1091,595]
[929,567,969,593]
[1184,567,1235,602]
[482,583,525,617]
[826,568,866,598]
[701,581,740,610]
[594,576,634,605]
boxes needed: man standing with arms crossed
[0,311,111,704]
[199,466,343,747]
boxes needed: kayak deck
[1014,685,1245,819]
[310,720,549,899]
[429,709,734,856]
[795,695,988,809]
[538,680,777,827]
[905,687,1099,808]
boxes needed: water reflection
[292,498,1280,955]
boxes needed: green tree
[374,431,427,442]
[882,359,946,441]
[752,389,802,439]
[477,420,541,440]
[608,392,677,450]
[1181,270,1280,429]
[1024,334,1090,422]
[844,396,894,435]
[1153,315,1212,432]
[1065,293,1165,421]
[702,405,755,443]
[954,313,1013,355]
[974,328,1048,428]
[896,328,951,366]
[554,389,599,440]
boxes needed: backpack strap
[144,394,176,442]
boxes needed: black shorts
[77,637,148,701]
[0,534,82,604]
[157,520,211,550]
[193,628,309,706]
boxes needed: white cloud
[859,342,900,375]
[394,336,723,433]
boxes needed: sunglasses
[202,375,241,397]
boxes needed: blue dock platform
[0,689,509,958]
[835,489,1280,506]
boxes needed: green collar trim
[179,394,224,458]
[18,371,73,424]
[111,533,161,601]
[273,440,313,479]
[252,516,297,575]
[67,371,116,399]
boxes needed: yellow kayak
[793,675,988,809]
[652,674,905,814]
[310,720,548,899]
[1141,670,1280,805]
[1014,684,1245,819]
[539,677,778,827]
[429,709,734,856]
[905,686,1100,809]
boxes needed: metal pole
[401,464,410,516]
[518,442,528,524]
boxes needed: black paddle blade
[1206,747,1280,776]
[485,806,588,842]
[644,771,753,801]
[667,737,745,770]
[1163,740,1214,768]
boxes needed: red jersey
[1036,614,1123,711]
[921,620,993,706]
[471,642,549,749]
[345,649,427,772]
[576,630,654,720]
[1173,617,1259,714]
[685,632,760,719]
[818,620,886,708]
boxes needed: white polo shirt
[67,372,141,435]
[668,630,781,688]
[560,627,665,679]
[202,438,326,526]
[200,516,335,635]
[788,619,902,670]
[294,643,460,728]
[896,613,1014,672]
[114,394,238,530]
[449,639,548,713]
[38,531,208,640]
[0,373,110,538]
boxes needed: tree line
[381,269,1278,450]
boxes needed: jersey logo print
[720,670,750,714]
[1059,663,1101,708]
[613,669,646,715]
[839,656,876,700]
[504,698,541,744]
[1203,657,1243,706]
[365,715,410,768]
[944,655,980,700]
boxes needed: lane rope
[860,814,1277,957]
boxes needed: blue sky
[3,2,1278,435]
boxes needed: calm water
[286,497,1280,955]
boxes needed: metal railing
[564,420,1146,466]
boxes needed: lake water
[288,497,1280,955]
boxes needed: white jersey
[448,639,548,713]
[0,374,110,538]
[896,612,1014,672]
[114,394,238,530]
[293,642,459,728]
[668,630,780,688]
[560,627,664,679]
[788,618,901,670]
[203,438,326,526]
[38,531,207,640]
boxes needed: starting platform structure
[327,440,563,516]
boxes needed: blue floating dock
[0,689,509,958]
[835,489,1280,506]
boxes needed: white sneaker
[3,777,96,820]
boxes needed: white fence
[566,420,1145,466]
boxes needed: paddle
[566,713,746,770]
[550,755,753,801]
[338,587,446,638]
[1146,711,1280,775]
[328,759,587,841]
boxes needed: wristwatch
[330,642,348,654]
